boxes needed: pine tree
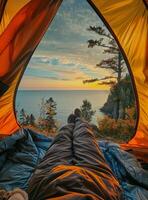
[19,108,27,125]
[39,97,57,133]
[80,100,95,122]
[84,26,127,120]
[85,26,126,85]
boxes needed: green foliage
[18,98,57,135]
[19,109,36,126]
[101,74,136,120]
[19,108,26,125]
[80,99,95,122]
[38,97,57,133]
[97,114,135,142]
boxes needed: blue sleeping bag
[0,128,52,191]
[99,141,148,200]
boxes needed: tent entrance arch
[15,0,137,144]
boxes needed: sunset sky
[19,0,115,90]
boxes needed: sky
[19,0,121,90]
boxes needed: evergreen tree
[84,26,126,85]
[100,74,136,120]
[39,97,57,133]
[84,26,128,120]
[80,100,95,122]
[19,108,27,125]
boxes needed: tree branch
[88,39,118,51]
[98,80,116,85]
[83,78,99,84]
[87,26,113,40]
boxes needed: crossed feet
[67,108,82,124]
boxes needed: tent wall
[0,0,30,35]
[0,0,62,135]
[89,0,148,146]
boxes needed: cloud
[24,67,59,79]
[36,0,106,61]
[75,76,86,80]
[26,54,112,84]
[25,58,91,82]
[20,0,128,90]
[30,56,75,68]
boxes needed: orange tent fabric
[89,0,148,147]
[0,0,30,35]
[0,0,62,135]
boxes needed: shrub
[97,115,136,142]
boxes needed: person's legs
[28,115,75,196]
[72,113,122,199]
[73,111,121,199]
[73,118,110,171]
[37,118,75,171]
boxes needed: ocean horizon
[16,90,109,126]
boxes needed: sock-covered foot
[67,114,76,124]
[74,108,82,118]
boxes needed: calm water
[16,90,109,126]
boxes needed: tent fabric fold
[0,0,63,135]
[0,0,7,23]
[0,0,31,35]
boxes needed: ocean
[16,90,109,126]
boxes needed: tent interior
[0,0,147,198]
